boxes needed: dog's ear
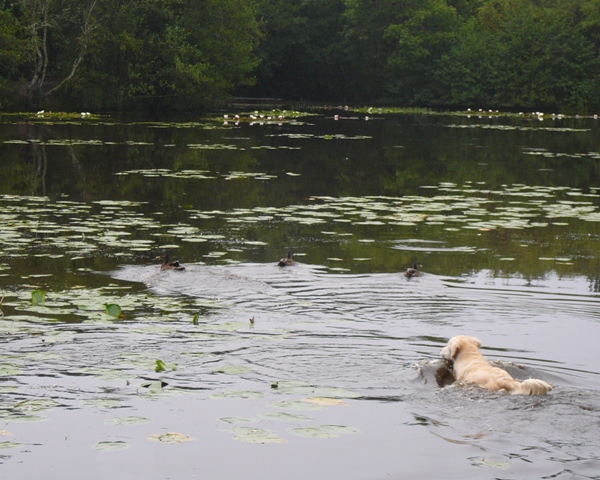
[447,339,460,359]
[472,337,482,349]
[441,338,460,360]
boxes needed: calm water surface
[1,111,600,479]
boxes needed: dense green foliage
[2,0,600,111]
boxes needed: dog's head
[440,335,482,361]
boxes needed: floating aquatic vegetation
[83,398,126,409]
[269,381,359,399]
[214,365,253,375]
[317,134,372,140]
[220,416,259,424]
[0,441,23,450]
[445,123,590,132]
[93,441,132,451]
[302,397,350,406]
[2,414,48,423]
[218,109,315,124]
[259,412,312,422]
[188,143,238,150]
[270,400,327,411]
[140,381,168,394]
[104,303,124,319]
[224,171,277,180]
[288,425,359,439]
[471,457,511,469]
[349,106,435,115]
[223,426,287,444]
[31,289,46,305]
[211,390,264,400]
[147,432,195,443]
[155,359,167,372]
[12,399,62,412]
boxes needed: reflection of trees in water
[589,274,600,293]
[66,145,89,202]
[23,124,88,200]
[29,138,48,197]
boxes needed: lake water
[1,110,600,479]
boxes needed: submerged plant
[31,290,46,305]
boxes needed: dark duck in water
[157,253,185,271]
[277,251,295,267]
[404,262,422,278]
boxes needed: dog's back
[441,335,552,396]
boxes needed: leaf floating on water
[214,365,253,375]
[92,441,132,451]
[0,366,21,376]
[270,400,326,411]
[13,399,62,412]
[42,332,75,344]
[104,303,124,319]
[471,457,511,469]
[192,313,200,325]
[31,289,46,305]
[0,441,24,450]
[259,412,313,422]
[219,416,258,424]
[288,425,360,439]
[147,432,195,444]
[211,390,264,400]
[104,416,151,426]
[3,414,48,423]
[141,381,168,393]
[225,427,287,444]
[302,397,350,406]
[83,398,125,409]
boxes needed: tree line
[1,0,600,112]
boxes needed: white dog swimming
[440,335,552,395]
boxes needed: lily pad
[270,400,327,411]
[0,441,24,450]
[224,427,287,444]
[93,441,132,451]
[31,289,46,305]
[12,399,62,412]
[219,416,259,424]
[147,432,195,443]
[259,412,313,422]
[302,397,350,406]
[288,425,360,439]
[0,366,21,376]
[211,390,264,400]
[104,303,124,319]
[214,365,253,375]
[471,457,511,469]
[3,414,48,423]
[104,416,151,426]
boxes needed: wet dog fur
[440,335,552,395]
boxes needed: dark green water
[1,111,599,479]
